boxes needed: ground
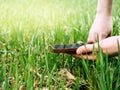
[0,0,120,90]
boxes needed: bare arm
[87,0,113,43]
[97,0,113,16]
[72,0,115,60]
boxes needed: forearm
[97,0,113,16]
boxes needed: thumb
[87,34,96,43]
[76,44,97,54]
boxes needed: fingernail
[87,39,95,44]
[77,41,83,44]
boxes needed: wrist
[96,11,112,19]
[96,9,112,17]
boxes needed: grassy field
[0,0,120,90]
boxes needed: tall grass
[0,0,120,89]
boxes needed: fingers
[87,34,103,43]
[87,34,96,43]
[75,44,98,60]
[76,44,98,55]
[71,54,97,60]
[67,41,98,60]
[87,32,111,44]
[82,54,97,60]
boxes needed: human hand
[87,14,112,43]
[72,36,120,60]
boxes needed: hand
[87,14,112,43]
[72,36,120,60]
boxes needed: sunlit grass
[0,0,120,89]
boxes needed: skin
[88,0,113,43]
[73,36,120,60]
[71,0,120,60]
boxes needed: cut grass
[0,0,120,90]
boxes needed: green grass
[0,0,120,90]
